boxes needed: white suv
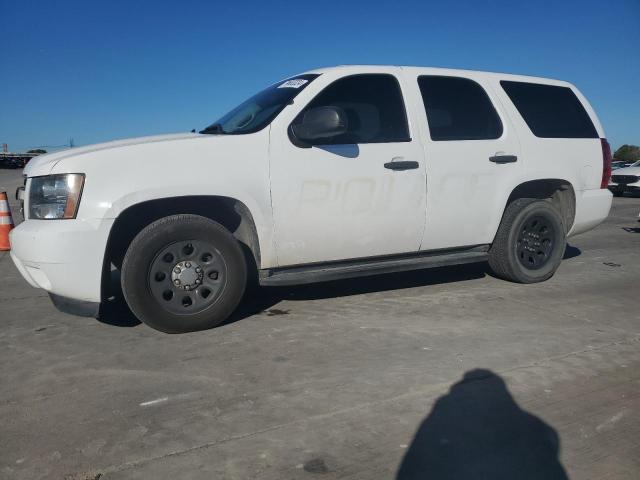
[10,65,613,333]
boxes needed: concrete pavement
[1,168,639,479]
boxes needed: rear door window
[295,74,410,144]
[500,81,598,138]
[418,76,503,141]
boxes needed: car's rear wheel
[121,214,247,333]
[488,198,566,283]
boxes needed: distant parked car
[0,155,25,169]
[0,153,38,169]
[609,160,640,196]
[612,160,634,170]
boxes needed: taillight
[601,138,612,188]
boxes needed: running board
[259,246,489,286]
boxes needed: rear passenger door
[415,75,523,250]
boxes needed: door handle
[489,155,518,163]
[384,161,419,171]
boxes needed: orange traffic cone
[0,191,15,251]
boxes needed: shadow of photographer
[397,369,568,480]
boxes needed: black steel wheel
[121,215,247,333]
[148,240,228,315]
[515,215,556,270]
[489,198,566,283]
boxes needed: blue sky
[1,0,638,152]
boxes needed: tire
[612,189,624,197]
[121,214,247,333]
[488,198,566,284]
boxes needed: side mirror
[289,106,348,147]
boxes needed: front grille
[611,175,639,184]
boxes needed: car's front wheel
[488,198,567,283]
[121,214,247,333]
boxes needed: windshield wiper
[199,123,226,135]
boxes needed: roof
[304,65,571,87]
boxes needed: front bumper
[609,173,640,193]
[49,293,100,317]
[608,183,640,193]
[9,217,114,304]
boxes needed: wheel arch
[101,195,261,300]
[501,179,576,234]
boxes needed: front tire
[488,198,566,284]
[121,214,247,333]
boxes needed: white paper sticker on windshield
[278,79,308,89]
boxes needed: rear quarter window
[501,81,598,139]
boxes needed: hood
[24,132,200,176]
[611,165,640,176]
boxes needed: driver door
[269,73,427,266]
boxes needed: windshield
[202,74,319,135]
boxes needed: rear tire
[121,214,247,333]
[488,198,566,283]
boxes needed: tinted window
[295,74,410,144]
[418,76,503,141]
[501,81,598,138]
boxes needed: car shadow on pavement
[225,262,490,325]
[99,296,141,327]
[396,369,568,480]
[99,245,582,329]
[98,262,490,328]
[98,270,142,327]
[563,244,581,259]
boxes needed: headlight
[28,174,85,220]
